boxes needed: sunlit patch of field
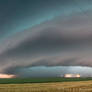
[0,81,92,92]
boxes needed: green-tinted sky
[0,0,92,77]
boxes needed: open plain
[0,80,92,92]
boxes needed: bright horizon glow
[64,74,80,78]
[0,74,16,78]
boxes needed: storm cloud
[0,0,92,77]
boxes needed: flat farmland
[0,80,92,92]
[0,77,92,84]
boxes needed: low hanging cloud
[3,66,92,77]
[0,10,92,77]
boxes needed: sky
[0,0,92,77]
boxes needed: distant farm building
[64,74,80,78]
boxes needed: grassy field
[0,78,91,92]
[0,81,92,92]
[0,77,92,84]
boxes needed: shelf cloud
[0,0,92,77]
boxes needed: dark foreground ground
[0,77,92,84]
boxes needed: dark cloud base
[0,0,92,77]
[3,66,92,78]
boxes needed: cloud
[3,66,92,77]
[0,1,92,77]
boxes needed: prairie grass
[0,81,92,92]
[0,77,92,84]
